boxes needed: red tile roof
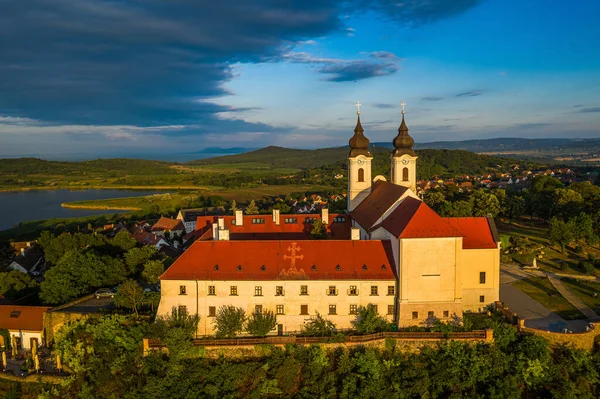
[151,217,185,232]
[351,180,409,229]
[0,306,50,331]
[382,197,463,239]
[131,228,164,246]
[160,240,396,281]
[445,217,498,249]
[194,214,351,241]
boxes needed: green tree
[310,219,328,239]
[573,213,599,247]
[111,230,137,252]
[271,202,291,214]
[245,310,277,337]
[54,315,144,397]
[553,188,584,220]
[142,260,164,285]
[213,306,246,338]
[40,250,127,305]
[0,271,38,300]
[245,200,259,215]
[301,312,337,337]
[115,279,146,318]
[447,200,473,217]
[351,304,391,334]
[549,217,575,253]
[124,246,156,275]
[503,196,525,224]
[470,190,500,218]
[230,200,238,214]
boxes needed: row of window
[231,217,346,225]
[412,310,450,319]
[180,285,396,296]
[410,296,486,320]
[197,304,395,317]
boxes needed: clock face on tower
[357,159,365,165]
[402,158,409,165]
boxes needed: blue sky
[0,0,599,158]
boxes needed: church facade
[157,107,500,335]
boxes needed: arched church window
[402,167,409,182]
[358,168,365,182]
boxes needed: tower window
[402,167,409,182]
[358,168,365,182]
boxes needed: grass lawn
[512,276,586,320]
[497,218,600,276]
[561,278,600,315]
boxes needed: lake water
[0,189,165,231]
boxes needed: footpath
[546,274,600,321]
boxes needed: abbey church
[157,108,500,336]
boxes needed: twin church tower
[347,103,417,211]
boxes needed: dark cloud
[0,0,342,127]
[355,0,483,26]
[319,60,398,82]
[456,90,486,97]
[577,107,600,113]
[421,96,444,101]
[372,103,396,109]
[283,51,400,82]
[0,0,482,133]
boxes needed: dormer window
[237,265,242,271]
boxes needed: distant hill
[187,146,360,169]
[0,157,177,176]
[377,138,600,153]
[188,145,545,178]
[185,147,257,155]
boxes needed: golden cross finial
[401,100,406,114]
[283,242,303,269]
[355,101,361,115]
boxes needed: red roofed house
[157,110,500,335]
[0,306,51,350]
[151,217,185,237]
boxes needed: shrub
[301,313,337,337]
[213,306,246,338]
[579,262,595,275]
[245,310,277,337]
[351,305,393,334]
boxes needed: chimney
[321,208,329,225]
[272,209,280,226]
[235,210,243,226]
[217,228,230,241]
[20,248,25,255]
[218,217,225,230]
[351,227,360,241]
[212,223,218,240]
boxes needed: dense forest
[4,312,600,398]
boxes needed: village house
[176,209,207,233]
[151,216,185,237]
[8,244,44,275]
[0,306,50,350]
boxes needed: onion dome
[392,112,416,157]
[349,114,372,157]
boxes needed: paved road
[499,265,591,333]
[55,296,115,314]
